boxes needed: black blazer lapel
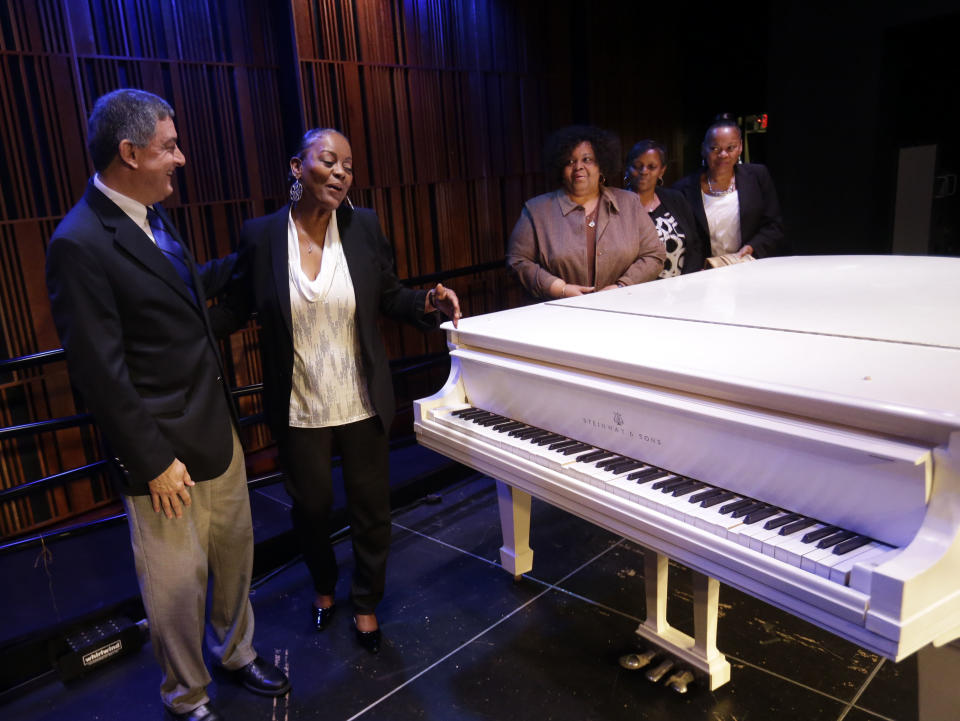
[85,185,198,308]
[268,207,294,339]
[338,205,374,322]
[733,165,758,243]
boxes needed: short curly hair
[543,125,621,188]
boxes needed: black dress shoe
[235,656,291,696]
[314,603,336,631]
[167,703,222,721]
[353,617,381,654]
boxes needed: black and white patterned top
[649,204,686,278]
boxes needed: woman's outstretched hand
[427,283,462,327]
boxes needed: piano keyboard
[432,405,897,586]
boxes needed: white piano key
[605,472,679,512]
[435,409,535,458]
[527,440,595,471]
[813,543,875,578]
[827,542,898,584]
[721,505,774,546]
[693,499,749,537]
[739,512,793,550]
[774,523,832,567]
[430,405,902,590]
[649,482,702,520]
[800,545,837,574]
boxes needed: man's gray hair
[87,89,174,172]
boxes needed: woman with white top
[218,128,460,654]
[673,114,787,266]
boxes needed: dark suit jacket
[46,181,238,494]
[673,163,787,262]
[653,187,705,275]
[215,204,438,441]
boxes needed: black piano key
[763,513,801,530]
[670,481,703,497]
[744,506,780,525]
[779,518,816,536]
[700,491,736,508]
[515,427,546,439]
[523,429,554,441]
[576,450,614,463]
[597,455,631,470]
[833,535,873,555]
[534,433,566,445]
[657,477,691,493]
[689,488,723,504]
[458,408,490,419]
[730,501,767,519]
[492,421,525,432]
[801,525,842,544]
[451,407,478,417]
[547,439,579,450]
[718,498,753,515]
[650,475,681,490]
[627,468,665,483]
[560,443,593,456]
[475,414,508,426]
[816,530,858,549]
[506,426,534,437]
[608,459,646,474]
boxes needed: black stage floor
[2,471,918,720]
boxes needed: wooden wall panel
[291,0,571,429]
[0,0,579,540]
[0,0,285,540]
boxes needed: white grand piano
[414,256,960,693]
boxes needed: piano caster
[665,669,696,694]
[618,649,657,670]
[645,659,675,683]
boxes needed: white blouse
[702,189,742,257]
[287,211,375,428]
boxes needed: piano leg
[918,640,960,721]
[635,550,731,690]
[496,480,534,579]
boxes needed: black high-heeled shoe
[313,604,336,632]
[353,616,381,654]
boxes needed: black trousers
[280,417,391,613]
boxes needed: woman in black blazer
[220,128,460,654]
[673,114,787,265]
[624,139,705,276]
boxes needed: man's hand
[148,459,195,519]
[737,244,754,258]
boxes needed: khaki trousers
[124,430,257,714]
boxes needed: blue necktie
[148,208,198,304]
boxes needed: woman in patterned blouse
[624,140,704,277]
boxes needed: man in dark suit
[45,88,289,721]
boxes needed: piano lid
[448,256,960,446]
[564,256,960,350]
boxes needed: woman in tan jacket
[507,125,664,300]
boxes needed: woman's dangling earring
[657,176,664,187]
[599,173,607,187]
[289,177,303,203]
[345,195,354,209]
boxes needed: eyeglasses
[708,144,740,155]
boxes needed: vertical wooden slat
[1,0,589,540]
